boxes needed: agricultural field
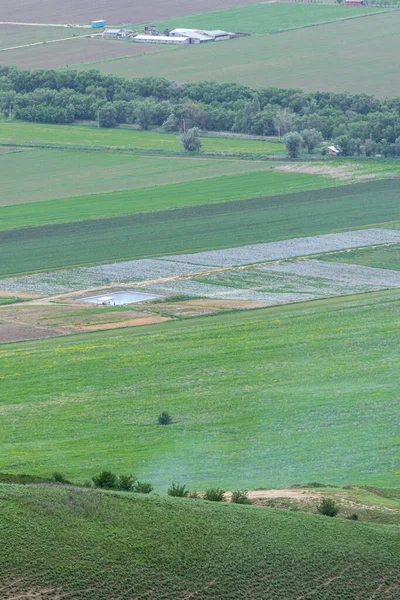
[0,36,173,69]
[1,179,399,277]
[0,170,336,229]
[0,149,283,206]
[153,2,385,35]
[0,24,86,50]
[0,0,263,26]
[86,11,400,97]
[1,289,399,488]
[0,121,284,155]
[0,484,400,600]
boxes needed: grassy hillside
[0,170,334,229]
[0,149,281,207]
[153,2,385,35]
[88,11,400,97]
[1,289,399,488]
[0,179,399,276]
[1,484,399,600]
[0,121,284,155]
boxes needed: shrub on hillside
[317,498,339,517]
[168,482,189,497]
[204,488,225,502]
[231,489,251,505]
[118,475,136,492]
[134,481,153,494]
[52,472,69,484]
[346,513,359,521]
[92,471,118,490]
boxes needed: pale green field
[0,148,278,206]
[0,24,86,49]
[84,11,400,96]
[0,122,284,155]
[153,2,385,35]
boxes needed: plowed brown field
[1,0,262,25]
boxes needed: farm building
[326,145,341,155]
[103,28,127,39]
[91,20,106,28]
[345,0,364,5]
[169,28,234,43]
[134,35,189,45]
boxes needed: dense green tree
[301,128,323,154]
[283,131,303,158]
[180,127,202,152]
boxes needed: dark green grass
[0,170,333,230]
[0,296,24,305]
[1,179,400,277]
[1,485,399,600]
[1,289,399,488]
[320,243,400,270]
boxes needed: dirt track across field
[0,0,262,26]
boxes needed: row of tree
[3,66,400,155]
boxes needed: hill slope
[1,484,399,600]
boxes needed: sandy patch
[224,489,322,501]
[75,315,170,331]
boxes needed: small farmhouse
[103,28,127,39]
[326,145,341,155]
[91,20,106,28]
[344,0,364,5]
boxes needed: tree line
[2,66,400,156]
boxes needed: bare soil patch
[0,324,64,343]
[0,0,262,26]
[224,489,322,502]
[158,298,271,317]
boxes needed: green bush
[231,490,251,505]
[158,411,172,425]
[52,472,68,484]
[134,481,153,494]
[168,482,188,497]
[92,471,118,490]
[317,498,339,517]
[118,475,136,492]
[204,488,225,502]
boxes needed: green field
[1,485,400,600]
[0,170,334,229]
[0,121,284,155]
[1,289,399,487]
[1,179,399,276]
[321,243,400,270]
[0,149,283,206]
[153,2,385,35]
[86,11,400,97]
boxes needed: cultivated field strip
[0,259,211,294]
[160,229,400,267]
[265,260,400,287]
[2,229,400,298]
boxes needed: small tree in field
[118,474,136,492]
[180,127,202,152]
[283,131,303,159]
[204,488,225,502]
[317,498,339,517]
[158,411,172,425]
